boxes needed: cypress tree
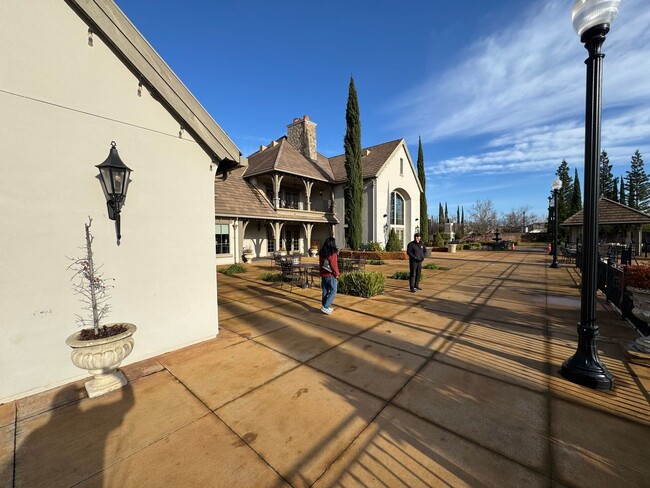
[438,203,444,231]
[344,77,363,250]
[612,178,619,203]
[570,168,582,214]
[444,202,448,223]
[416,136,428,242]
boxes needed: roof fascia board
[68,0,243,165]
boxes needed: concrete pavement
[2,248,650,487]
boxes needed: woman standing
[319,237,340,315]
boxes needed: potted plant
[242,248,254,263]
[309,241,319,257]
[65,218,136,398]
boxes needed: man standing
[407,233,425,293]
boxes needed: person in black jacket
[406,233,425,292]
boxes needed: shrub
[339,250,407,260]
[625,266,650,289]
[219,264,247,275]
[363,241,384,252]
[391,271,426,281]
[338,270,385,297]
[260,272,282,282]
[433,232,444,247]
[367,259,385,265]
[424,262,439,270]
[386,229,403,251]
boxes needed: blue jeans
[321,276,338,309]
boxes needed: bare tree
[467,199,498,238]
[500,205,533,232]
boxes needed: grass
[367,259,385,265]
[218,264,247,275]
[260,272,283,282]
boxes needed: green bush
[364,241,384,252]
[219,264,247,275]
[391,271,426,281]
[367,259,385,265]
[338,270,385,297]
[424,262,439,270]
[386,229,403,252]
[260,272,282,282]
[433,232,444,247]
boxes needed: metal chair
[280,261,302,291]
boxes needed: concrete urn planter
[628,288,650,353]
[66,323,137,398]
[309,248,318,257]
[242,251,254,263]
[447,243,458,253]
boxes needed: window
[266,228,275,253]
[215,224,230,254]
[390,191,405,226]
[400,158,404,176]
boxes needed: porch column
[272,174,284,209]
[302,222,314,252]
[303,180,314,211]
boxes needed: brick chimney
[287,115,317,161]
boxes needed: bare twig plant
[68,217,113,336]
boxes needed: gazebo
[561,196,650,254]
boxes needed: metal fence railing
[574,247,650,336]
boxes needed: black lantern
[96,141,132,243]
[560,0,619,390]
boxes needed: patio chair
[280,261,303,291]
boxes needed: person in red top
[319,237,340,314]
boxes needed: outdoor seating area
[3,248,649,487]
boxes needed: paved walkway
[2,249,650,487]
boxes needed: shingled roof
[329,139,403,183]
[244,138,333,181]
[561,197,650,226]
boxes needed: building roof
[244,138,333,181]
[561,197,650,226]
[328,139,404,183]
[67,0,245,173]
[214,165,338,223]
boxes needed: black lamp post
[550,178,562,268]
[96,141,132,244]
[560,0,619,390]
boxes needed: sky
[116,0,649,223]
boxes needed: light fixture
[561,0,620,390]
[550,178,562,269]
[137,81,143,97]
[87,28,93,47]
[96,141,132,244]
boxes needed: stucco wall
[0,1,219,402]
[375,144,421,248]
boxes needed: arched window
[389,191,405,247]
[390,191,405,226]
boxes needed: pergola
[561,196,650,254]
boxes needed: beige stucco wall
[375,143,421,248]
[0,1,220,402]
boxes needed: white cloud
[392,0,650,178]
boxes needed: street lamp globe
[572,0,620,38]
[551,178,562,192]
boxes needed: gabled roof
[329,139,404,183]
[561,196,650,226]
[67,0,245,173]
[244,138,333,181]
[214,166,338,223]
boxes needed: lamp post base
[550,261,560,269]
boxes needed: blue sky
[116,0,649,222]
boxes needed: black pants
[409,260,422,290]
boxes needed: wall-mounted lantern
[96,141,132,244]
